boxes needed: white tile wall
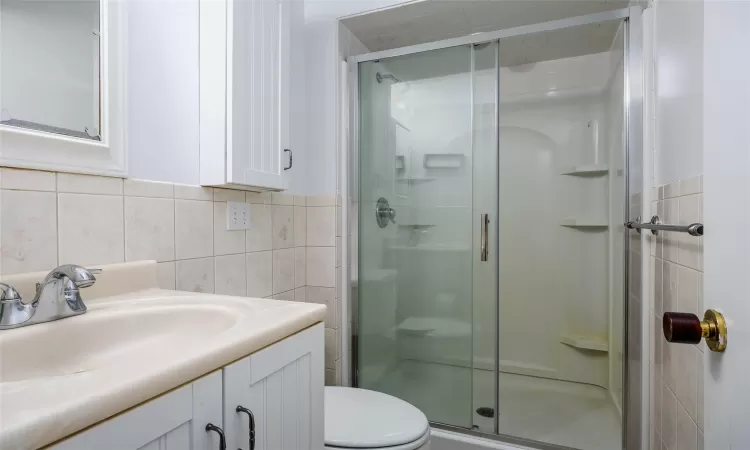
[294,205,307,246]
[294,247,306,288]
[650,175,703,450]
[272,248,296,295]
[246,251,273,298]
[156,261,176,290]
[214,254,247,296]
[57,173,123,195]
[302,194,341,385]
[1,167,56,191]
[174,199,213,259]
[307,246,336,287]
[271,205,295,249]
[57,193,125,266]
[246,204,273,252]
[307,286,337,328]
[307,206,336,246]
[0,168,343,386]
[176,257,215,293]
[124,197,175,262]
[1,190,58,274]
[124,179,174,198]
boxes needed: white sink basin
[0,300,237,383]
[0,289,326,450]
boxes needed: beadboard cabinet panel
[223,324,324,450]
[51,371,223,450]
[200,0,294,191]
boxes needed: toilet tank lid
[325,387,429,448]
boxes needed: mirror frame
[0,0,127,177]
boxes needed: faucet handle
[0,283,33,328]
[0,283,22,302]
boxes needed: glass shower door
[357,43,498,430]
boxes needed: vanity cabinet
[50,325,324,450]
[50,372,224,450]
[199,0,296,191]
[223,324,324,450]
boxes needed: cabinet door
[224,324,325,450]
[51,371,223,450]
[226,0,292,190]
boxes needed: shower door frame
[346,6,644,449]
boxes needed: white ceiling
[341,0,629,54]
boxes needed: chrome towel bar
[625,215,703,237]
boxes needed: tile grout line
[122,184,126,266]
[55,173,60,266]
[173,194,178,289]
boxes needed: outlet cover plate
[226,201,251,230]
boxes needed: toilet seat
[325,387,430,449]
[325,429,430,450]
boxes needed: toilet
[325,387,431,450]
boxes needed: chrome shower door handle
[480,213,489,262]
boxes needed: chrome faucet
[0,265,100,330]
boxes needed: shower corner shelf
[560,334,609,352]
[560,218,609,228]
[560,163,609,176]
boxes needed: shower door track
[347,5,644,450]
[431,422,580,450]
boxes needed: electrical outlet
[226,201,251,230]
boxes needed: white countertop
[0,262,326,450]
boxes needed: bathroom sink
[0,262,326,450]
[0,299,238,383]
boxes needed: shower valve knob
[663,310,727,352]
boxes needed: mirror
[0,0,101,141]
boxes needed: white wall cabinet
[50,325,324,450]
[200,0,295,191]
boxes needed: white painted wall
[127,0,200,186]
[305,20,339,195]
[305,0,404,195]
[289,0,309,194]
[703,2,750,449]
[653,0,704,185]
[305,0,406,22]
[0,0,99,133]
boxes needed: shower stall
[348,7,643,450]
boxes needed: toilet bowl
[325,387,431,450]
